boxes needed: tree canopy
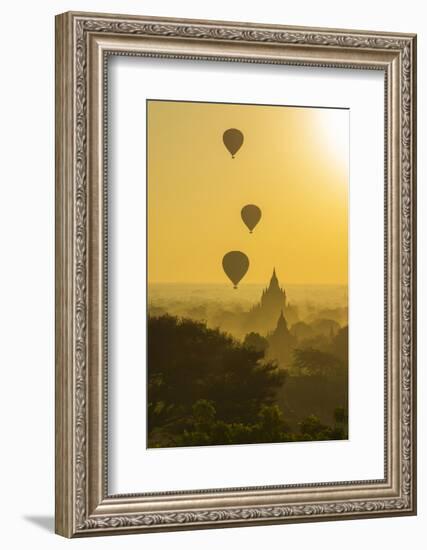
[148,315,285,446]
[147,315,348,448]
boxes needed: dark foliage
[292,347,344,375]
[147,315,347,448]
[243,331,268,353]
[148,315,285,446]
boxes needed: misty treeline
[149,299,348,341]
[147,315,348,448]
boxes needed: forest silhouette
[147,314,348,448]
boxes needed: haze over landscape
[147,100,349,449]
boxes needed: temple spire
[252,267,287,325]
[268,267,279,290]
[276,309,288,330]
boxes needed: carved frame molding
[55,11,416,537]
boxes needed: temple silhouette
[266,309,295,367]
[256,268,286,317]
[244,268,298,335]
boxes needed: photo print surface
[147,99,349,449]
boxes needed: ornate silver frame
[55,11,417,537]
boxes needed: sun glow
[148,101,349,285]
[314,109,349,175]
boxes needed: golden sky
[147,100,348,285]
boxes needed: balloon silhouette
[222,251,249,289]
[241,204,262,234]
[223,128,244,159]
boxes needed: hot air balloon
[222,251,249,289]
[223,128,244,159]
[241,204,262,234]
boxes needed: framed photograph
[55,11,417,537]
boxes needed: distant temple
[244,268,297,335]
[266,309,295,367]
[259,268,287,317]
